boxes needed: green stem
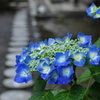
[73,65,77,84]
[84,77,93,95]
[77,72,100,83]
[50,85,58,91]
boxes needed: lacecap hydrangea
[14,32,100,85]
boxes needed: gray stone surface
[5,60,16,67]
[0,90,32,100]
[10,37,30,41]
[2,78,34,89]
[7,47,24,53]
[3,68,16,77]
[9,41,28,46]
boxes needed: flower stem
[84,76,93,96]
[73,65,77,84]
[50,85,58,91]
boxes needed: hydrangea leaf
[84,58,100,83]
[52,89,66,96]
[77,69,91,83]
[34,75,47,92]
[95,38,100,47]
[29,90,55,100]
[89,82,100,100]
[89,65,100,83]
[55,84,85,100]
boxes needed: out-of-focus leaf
[55,84,85,100]
[29,90,55,100]
[77,69,91,83]
[34,75,47,92]
[89,82,100,100]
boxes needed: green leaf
[34,75,47,92]
[52,89,66,96]
[84,59,100,83]
[89,65,100,83]
[95,38,100,47]
[89,82,100,100]
[77,69,91,83]
[29,90,55,100]
[55,84,85,100]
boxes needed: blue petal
[48,70,59,85]
[89,56,100,65]
[16,64,30,74]
[55,37,64,44]
[86,3,97,17]
[56,75,73,85]
[87,48,98,59]
[29,42,35,51]
[41,73,51,80]
[74,58,86,67]
[53,59,71,67]
[96,8,100,14]
[77,32,92,47]
[70,52,85,61]
[62,32,72,43]
[25,55,31,64]
[48,38,55,45]
[37,62,55,74]
[57,65,74,78]
[14,73,32,83]
[55,51,69,63]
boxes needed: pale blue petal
[48,70,59,85]
[74,58,86,67]
[57,65,74,78]
[48,38,55,45]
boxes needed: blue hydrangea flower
[57,64,74,78]
[86,3,97,18]
[48,65,74,85]
[77,32,92,47]
[53,51,71,67]
[56,75,74,85]
[37,60,55,80]
[70,52,86,67]
[14,64,32,83]
[62,32,72,43]
[48,69,59,85]
[87,46,100,65]
[15,53,31,67]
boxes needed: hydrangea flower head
[14,32,100,85]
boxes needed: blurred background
[0,0,100,100]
